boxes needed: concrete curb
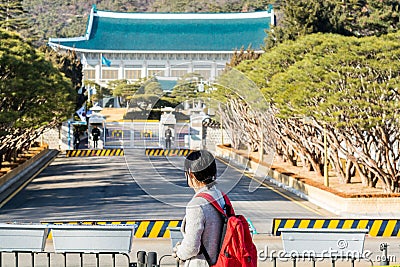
[215,146,400,217]
[0,149,59,205]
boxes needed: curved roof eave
[48,43,264,54]
[95,10,273,20]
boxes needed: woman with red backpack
[173,150,258,267]
[173,150,225,266]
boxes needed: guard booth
[188,110,208,150]
[159,107,176,148]
[71,121,87,150]
[88,108,106,149]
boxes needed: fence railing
[0,251,132,267]
[0,223,136,267]
[260,256,374,267]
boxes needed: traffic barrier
[145,148,192,157]
[272,218,400,237]
[66,149,124,157]
[202,118,221,128]
[42,220,182,239]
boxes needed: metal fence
[103,122,190,149]
[0,224,136,267]
[0,251,380,267]
[0,251,132,267]
[58,120,229,151]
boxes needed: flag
[76,105,86,122]
[77,85,84,95]
[101,55,111,67]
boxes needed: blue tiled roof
[158,79,177,91]
[49,8,273,52]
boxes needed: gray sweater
[176,186,225,267]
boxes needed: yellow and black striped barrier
[42,220,182,239]
[145,148,192,157]
[66,149,124,157]
[272,218,400,237]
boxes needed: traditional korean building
[48,5,274,87]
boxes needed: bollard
[147,252,157,267]
[380,243,390,266]
[137,251,146,267]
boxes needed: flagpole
[100,52,102,81]
[84,98,88,125]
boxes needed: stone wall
[38,128,61,150]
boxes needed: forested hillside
[21,0,273,46]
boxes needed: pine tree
[171,73,201,102]
[0,0,28,32]
[0,29,75,166]
[236,32,400,192]
[265,0,400,48]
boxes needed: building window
[102,69,118,80]
[125,65,142,68]
[84,69,96,80]
[194,64,212,69]
[193,69,210,79]
[171,69,188,78]
[125,69,142,80]
[87,53,97,61]
[147,69,165,77]
[148,65,165,68]
[172,63,188,68]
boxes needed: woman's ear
[188,172,202,188]
[189,172,196,180]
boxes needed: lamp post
[323,123,329,187]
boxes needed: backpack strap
[200,242,212,266]
[221,193,235,217]
[196,192,225,216]
[196,192,235,217]
[196,192,235,266]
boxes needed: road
[0,148,329,233]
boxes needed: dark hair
[184,150,217,184]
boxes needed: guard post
[159,107,176,149]
[88,106,106,149]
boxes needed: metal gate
[104,122,189,149]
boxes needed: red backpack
[197,192,258,267]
